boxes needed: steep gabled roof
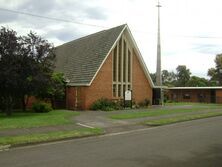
[55,24,154,87]
[54,24,126,86]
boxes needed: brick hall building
[54,24,155,110]
[166,87,222,104]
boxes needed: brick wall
[66,53,113,110]
[132,51,153,105]
[216,90,222,103]
[83,53,113,109]
[167,89,212,103]
[66,50,153,110]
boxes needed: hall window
[183,93,191,99]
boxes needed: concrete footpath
[1,105,221,137]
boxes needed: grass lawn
[144,112,222,126]
[165,102,222,107]
[0,128,104,146]
[0,110,79,130]
[110,103,222,120]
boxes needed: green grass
[165,102,222,106]
[110,104,222,120]
[144,112,222,126]
[0,110,79,130]
[0,128,104,146]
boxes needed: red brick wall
[132,51,153,105]
[66,53,113,110]
[66,50,153,110]
[83,53,113,109]
[66,87,76,110]
[216,90,222,103]
[167,89,212,103]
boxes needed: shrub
[32,102,52,113]
[90,98,117,111]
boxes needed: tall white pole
[156,0,162,86]
[156,0,164,105]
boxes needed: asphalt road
[1,116,222,167]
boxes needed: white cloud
[0,0,222,78]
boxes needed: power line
[1,7,222,40]
[0,7,108,28]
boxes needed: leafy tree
[175,65,191,86]
[150,70,177,86]
[0,27,55,115]
[208,54,222,85]
[39,72,65,109]
[186,76,209,87]
[0,27,21,115]
[21,32,55,109]
[162,70,177,86]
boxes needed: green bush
[90,98,117,111]
[32,102,52,113]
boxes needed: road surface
[1,116,222,167]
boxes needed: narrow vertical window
[118,84,121,97]
[123,40,126,82]
[123,85,126,96]
[112,36,133,98]
[128,50,131,82]
[118,38,122,82]
[113,84,117,97]
[113,46,117,82]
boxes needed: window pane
[118,38,122,82]
[113,46,117,82]
[118,84,121,97]
[123,40,126,82]
[113,84,116,97]
[128,50,131,82]
[123,85,126,97]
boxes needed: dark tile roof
[54,24,126,85]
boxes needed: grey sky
[0,0,222,78]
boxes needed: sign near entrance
[125,90,132,101]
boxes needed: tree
[38,72,65,109]
[208,54,222,85]
[150,70,177,86]
[175,65,191,86]
[186,76,209,87]
[162,70,177,86]
[0,27,21,115]
[20,32,55,110]
[0,27,55,115]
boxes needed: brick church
[55,24,154,110]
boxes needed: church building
[55,24,154,110]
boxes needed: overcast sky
[1,0,222,78]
